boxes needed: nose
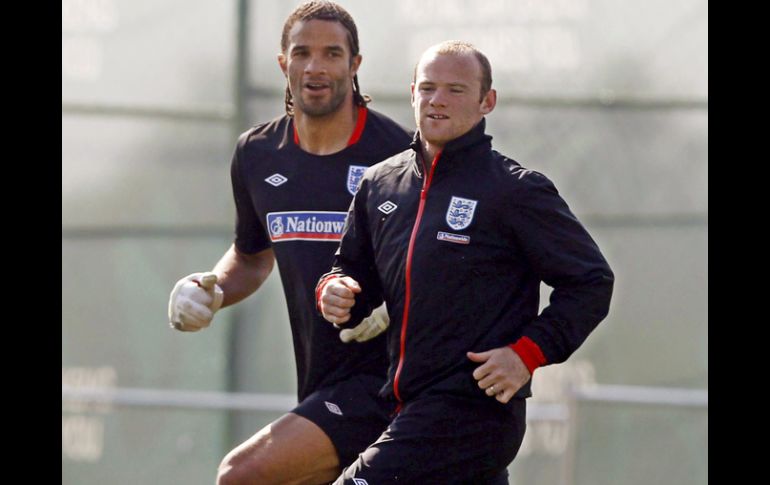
[429,88,447,108]
[304,54,327,75]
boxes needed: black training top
[231,107,412,401]
[320,119,614,408]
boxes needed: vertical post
[224,0,251,452]
[561,385,579,485]
[234,0,250,133]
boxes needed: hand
[467,347,531,404]
[339,302,389,343]
[168,272,224,332]
[319,276,361,325]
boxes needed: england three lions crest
[446,196,478,230]
[347,165,367,195]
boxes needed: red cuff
[315,275,341,312]
[509,337,547,375]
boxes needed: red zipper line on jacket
[393,150,442,407]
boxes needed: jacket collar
[409,118,493,176]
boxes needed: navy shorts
[333,394,526,484]
[291,373,396,468]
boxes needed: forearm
[213,244,275,308]
[522,267,614,365]
[317,179,382,322]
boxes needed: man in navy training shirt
[167,2,412,484]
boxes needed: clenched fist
[168,272,224,332]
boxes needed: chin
[421,132,450,146]
[299,102,335,117]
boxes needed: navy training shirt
[230,107,412,401]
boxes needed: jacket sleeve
[316,173,384,324]
[507,170,614,368]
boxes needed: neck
[420,140,442,169]
[294,99,358,155]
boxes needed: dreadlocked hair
[281,1,370,116]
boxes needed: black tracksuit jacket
[319,119,614,408]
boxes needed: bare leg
[217,412,340,485]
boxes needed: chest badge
[347,165,367,195]
[265,173,288,187]
[377,200,398,214]
[446,196,478,230]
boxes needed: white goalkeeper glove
[339,302,389,343]
[168,272,224,332]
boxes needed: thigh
[221,412,340,485]
[292,374,395,468]
[335,395,526,485]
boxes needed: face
[278,19,361,117]
[411,51,495,149]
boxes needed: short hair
[414,41,493,101]
[280,1,369,116]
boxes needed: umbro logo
[265,173,288,187]
[325,401,343,415]
[377,201,397,214]
[353,479,369,485]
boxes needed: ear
[277,53,288,77]
[350,54,362,77]
[410,82,416,106]
[480,88,497,115]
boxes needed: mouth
[427,114,449,120]
[303,81,331,92]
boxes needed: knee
[217,451,272,485]
[215,458,239,485]
[216,455,245,485]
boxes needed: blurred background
[62,0,707,483]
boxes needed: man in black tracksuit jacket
[317,41,614,484]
